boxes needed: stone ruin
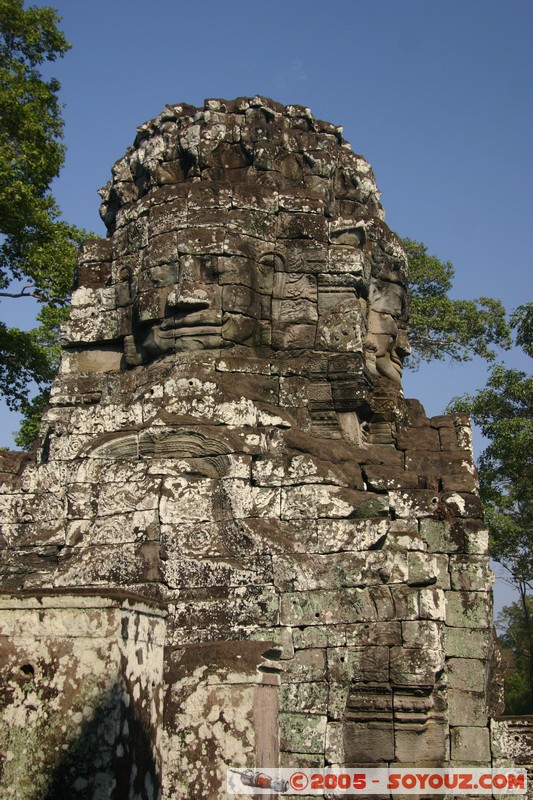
[0,97,531,799]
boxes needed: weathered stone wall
[0,591,166,799]
[0,97,527,798]
[492,717,533,800]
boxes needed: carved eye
[200,256,219,281]
[118,265,132,282]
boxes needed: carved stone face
[365,277,411,383]
[126,190,408,377]
[133,205,276,358]
[97,100,409,382]
[137,252,246,357]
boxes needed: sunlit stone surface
[0,97,527,799]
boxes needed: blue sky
[1,0,532,611]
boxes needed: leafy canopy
[496,597,533,714]
[403,238,511,368]
[0,0,87,422]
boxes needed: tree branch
[0,286,44,300]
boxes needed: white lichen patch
[445,493,466,514]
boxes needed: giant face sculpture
[132,214,368,361]
[1,101,495,799]
[97,98,409,384]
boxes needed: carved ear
[259,251,286,273]
[124,334,143,366]
[254,251,285,301]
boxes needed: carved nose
[167,287,210,311]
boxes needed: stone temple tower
[0,97,526,799]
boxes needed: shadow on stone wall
[40,682,160,800]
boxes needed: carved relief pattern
[0,98,513,799]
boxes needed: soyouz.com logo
[227,767,527,795]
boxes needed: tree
[449,303,533,712]
[496,597,533,714]
[403,238,511,368]
[0,0,87,442]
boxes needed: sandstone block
[328,646,390,683]
[283,649,327,683]
[279,682,328,714]
[448,657,487,692]
[363,465,420,491]
[328,683,350,720]
[344,621,403,647]
[450,726,491,762]
[448,689,487,727]
[396,427,440,451]
[401,620,443,651]
[343,723,394,763]
[279,713,327,753]
[449,555,493,591]
[446,591,492,629]
[325,721,345,763]
[407,551,450,589]
[394,720,448,764]
[443,627,491,659]
[280,751,325,769]
[420,518,465,553]
[163,554,273,589]
[419,588,447,620]
[390,646,443,686]
[280,588,377,626]
[464,523,490,555]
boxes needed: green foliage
[496,597,533,714]
[13,387,50,448]
[0,0,73,270]
[403,238,511,368]
[10,302,68,448]
[511,301,533,358]
[0,322,53,409]
[0,1,88,444]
